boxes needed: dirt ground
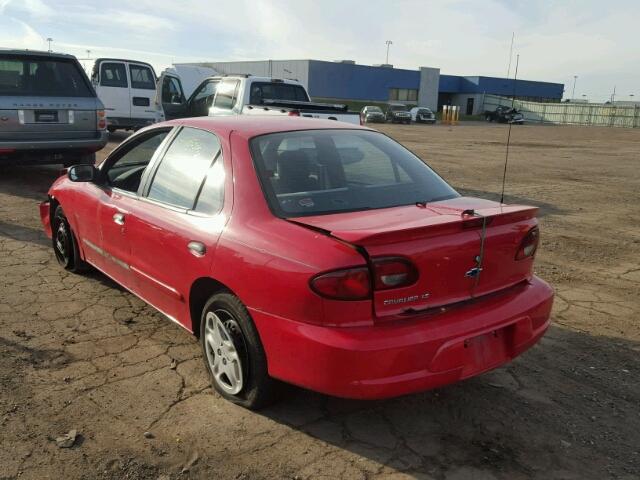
[1,123,638,480]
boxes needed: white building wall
[417,67,440,110]
[178,60,310,91]
[449,93,485,115]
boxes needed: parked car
[91,58,163,132]
[410,106,436,124]
[360,105,386,123]
[484,105,524,124]
[157,73,361,125]
[0,50,108,166]
[385,103,411,124]
[40,116,553,408]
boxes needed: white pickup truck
[157,72,361,125]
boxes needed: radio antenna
[500,53,519,204]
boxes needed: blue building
[182,59,564,115]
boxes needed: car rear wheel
[52,205,90,273]
[200,293,279,409]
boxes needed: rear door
[126,126,229,325]
[0,53,98,142]
[128,62,157,123]
[95,60,130,121]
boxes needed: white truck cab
[91,58,162,132]
[157,73,360,125]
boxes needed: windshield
[0,55,92,97]
[390,104,408,111]
[250,129,459,217]
[249,82,310,104]
[368,106,382,113]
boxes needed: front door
[466,97,475,115]
[158,73,187,120]
[96,128,173,287]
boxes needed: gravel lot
[1,124,638,480]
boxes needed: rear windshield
[0,55,93,97]
[250,130,459,217]
[249,82,310,104]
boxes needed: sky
[1,0,638,102]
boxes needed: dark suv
[0,50,108,166]
[385,103,411,124]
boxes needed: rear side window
[250,130,458,217]
[147,127,222,210]
[213,79,239,110]
[249,82,309,104]
[129,64,155,90]
[0,55,92,97]
[100,62,127,88]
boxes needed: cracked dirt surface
[1,125,639,480]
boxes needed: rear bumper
[251,276,553,399]
[0,132,108,165]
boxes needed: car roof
[0,49,78,60]
[162,116,371,139]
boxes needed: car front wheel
[52,205,90,273]
[200,292,279,409]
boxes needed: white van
[91,58,162,132]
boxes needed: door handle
[113,213,125,225]
[188,241,206,257]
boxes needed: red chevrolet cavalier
[40,117,553,408]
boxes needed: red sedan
[40,117,553,409]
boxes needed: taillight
[310,257,419,301]
[516,227,539,260]
[288,110,300,117]
[372,257,418,290]
[310,267,371,300]
[97,109,107,130]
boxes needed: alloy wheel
[204,310,245,395]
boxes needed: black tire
[52,205,90,273]
[200,292,280,409]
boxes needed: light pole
[571,75,578,100]
[46,37,53,52]
[385,40,393,64]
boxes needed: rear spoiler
[252,99,349,113]
[299,205,539,247]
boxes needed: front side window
[129,64,155,90]
[105,130,170,193]
[100,62,127,88]
[147,127,221,210]
[251,130,458,217]
[0,55,92,97]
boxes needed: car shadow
[0,220,50,247]
[256,325,639,479]
[457,188,566,218]
[0,164,63,202]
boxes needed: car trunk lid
[291,197,538,319]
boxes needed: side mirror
[68,164,99,183]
